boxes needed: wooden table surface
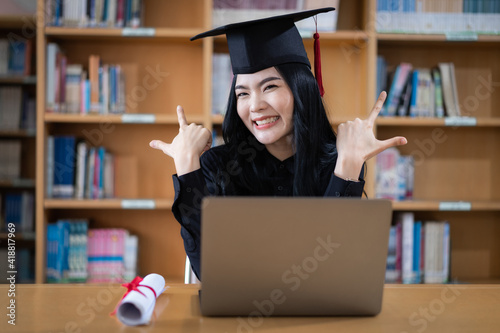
[2,283,500,332]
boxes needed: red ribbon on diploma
[110,276,157,316]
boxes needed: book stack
[378,58,461,118]
[386,212,451,284]
[1,191,34,233]
[213,0,340,33]
[46,220,138,283]
[375,147,414,201]
[46,219,88,283]
[87,228,138,283]
[376,0,500,34]
[0,38,33,76]
[45,0,144,28]
[46,43,126,114]
[46,135,116,199]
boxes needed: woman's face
[235,67,294,156]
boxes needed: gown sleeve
[171,149,224,280]
[323,164,366,197]
[171,169,206,280]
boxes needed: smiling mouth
[254,116,279,126]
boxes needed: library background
[0,0,499,285]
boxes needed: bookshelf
[34,0,213,283]
[0,12,37,283]
[373,1,500,283]
[30,0,499,284]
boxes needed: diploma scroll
[114,273,166,326]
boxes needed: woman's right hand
[149,105,212,176]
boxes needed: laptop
[199,197,392,316]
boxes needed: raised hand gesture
[149,106,212,176]
[334,91,407,181]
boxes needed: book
[89,54,101,113]
[46,220,71,283]
[65,64,83,114]
[397,73,413,116]
[432,67,445,118]
[400,212,414,284]
[46,43,62,112]
[375,147,400,200]
[52,136,76,198]
[385,226,398,283]
[384,62,413,116]
[438,62,461,117]
[412,221,423,283]
[75,141,89,199]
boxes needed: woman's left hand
[334,91,407,180]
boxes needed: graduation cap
[190,7,335,96]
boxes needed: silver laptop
[200,197,392,316]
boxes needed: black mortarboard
[191,7,335,86]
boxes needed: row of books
[45,0,144,28]
[378,0,500,13]
[46,136,115,199]
[0,38,33,77]
[213,0,340,32]
[376,147,414,201]
[0,86,36,132]
[0,140,22,180]
[376,0,500,34]
[386,213,451,284]
[46,219,138,283]
[46,43,126,114]
[378,59,461,117]
[0,191,34,233]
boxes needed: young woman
[149,8,407,280]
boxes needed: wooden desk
[2,283,499,332]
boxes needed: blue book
[409,70,419,117]
[55,221,71,283]
[5,193,22,228]
[52,136,63,197]
[412,221,422,283]
[53,136,77,198]
[98,146,106,199]
[86,147,96,199]
[47,224,57,282]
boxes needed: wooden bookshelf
[29,0,500,285]
[372,0,500,283]
[0,11,37,285]
[34,0,212,283]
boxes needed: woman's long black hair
[222,62,338,196]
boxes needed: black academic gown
[171,145,365,280]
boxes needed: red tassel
[313,32,325,97]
